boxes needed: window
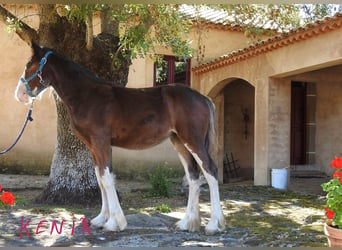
[154,55,191,86]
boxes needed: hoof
[176,217,201,232]
[103,221,119,232]
[90,214,107,228]
[205,217,225,235]
[116,215,128,231]
[103,216,127,232]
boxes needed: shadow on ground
[0,174,329,247]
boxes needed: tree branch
[85,11,93,51]
[0,4,38,45]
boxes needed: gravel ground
[0,174,330,247]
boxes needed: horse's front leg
[87,138,127,231]
[100,166,127,231]
[90,166,109,228]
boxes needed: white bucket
[271,168,289,190]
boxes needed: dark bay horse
[15,42,225,235]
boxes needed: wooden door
[291,82,306,165]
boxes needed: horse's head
[15,42,53,104]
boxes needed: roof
[178,5,294,32]
[178,5,246,32]
[193,12,342,74]
[179,5,232,25]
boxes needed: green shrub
[148,166,173,198]
[155,203,171,213]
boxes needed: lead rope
[0,101,34,155]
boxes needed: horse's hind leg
[170,134,201,232]
[184,143,225,235]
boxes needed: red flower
[0,191,15,205]
[325,207,335,219]
[333,171,342,179]
[0,184,2,192]
[331,157,342,169]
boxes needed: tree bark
[36,94,100,205]
[85,11,93,51]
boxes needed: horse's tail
[205,97,218,161]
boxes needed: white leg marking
[184,143,225,235]
[101,167,127,231]
[177,178,201,232]
[176,153,201,232]
[184,144,203,166]
[90,167,109,228]
[203,172,225,235]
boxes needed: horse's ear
[31,40,43,57]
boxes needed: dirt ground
[0,174,330,247]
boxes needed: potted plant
[322,157,342,247]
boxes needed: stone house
[192,13,342,185]
[0,5,341,186]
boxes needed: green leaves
[58,4,98,23]
[322,166,342,228]
[52,4,194,64]
[115,4,193,60]
[148,166,173,198]
[5,16,22,33]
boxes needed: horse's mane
[37,47,111,86]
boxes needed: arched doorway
[208,78,255,183]
[223,79,255,182]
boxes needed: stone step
[290,170,327,178]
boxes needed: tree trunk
[36,94,100,205]
[34,4,131,204]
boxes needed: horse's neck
[48,65,89,107]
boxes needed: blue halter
[20,50,53,97]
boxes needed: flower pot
[324,223,342,247]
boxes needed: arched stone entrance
[208,78,255,183]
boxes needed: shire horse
[15,42,225,235]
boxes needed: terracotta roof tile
[179,5,249,32]
[193,12,342,74]
[179,5,290,33]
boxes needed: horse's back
[111,83,205,113]
[107,84,210,148]
[161,84,210,115]
[161,84,211,139]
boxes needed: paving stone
[0,174,329,247]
